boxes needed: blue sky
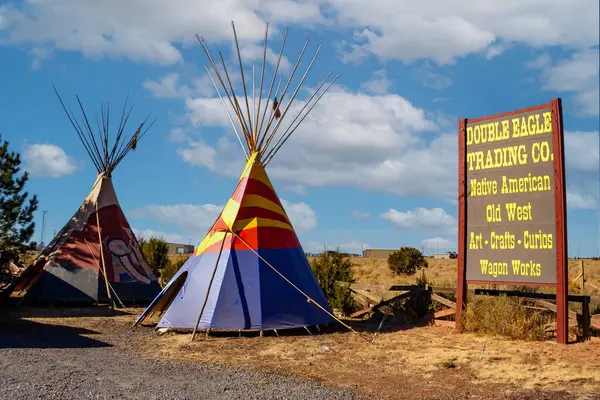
[1,0,598,256]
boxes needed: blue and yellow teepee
[135,22,340,332]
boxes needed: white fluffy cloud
[129,199,316,242]
[0,0,325,67]
[133,228,186,244]
[22,144,77,178]
[177,87,459,199]
[326,0,598,64]
[567,192,598,211]
[129,203,222,236]
[539,48,599,116]
[381,207,457,234]
[3,1,596,69]
[280,200,317,232]
[360,69,391,94]
[143,72,215,100]
[564,130,599,173]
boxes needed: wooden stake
[580,259,585,293]
[95,199,114,310]
[191,231,228,341]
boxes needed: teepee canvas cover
[135,22,339,332]
[136,153,332,330]
[11,90,160,304]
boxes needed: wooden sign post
[456,99,569,344]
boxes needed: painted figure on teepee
[135,21,340,335]
[10,88,161,306]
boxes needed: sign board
[456,99,569,343]
[465,106,558,284]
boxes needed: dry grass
[349,256,600,295]
[349,257,459,287]
[142,320,600,398]
[461,296,554,341]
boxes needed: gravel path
[0,317,360,400]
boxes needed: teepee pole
[231,21,254,147]
[255,23,269,145]
[84,237,125,308]
[263,74,339,165]
[261,40,310,144]
[196,36,252,145]
[95,200,114,310]
[252,65,256,143]
[261,45,323,156]
[204,66,249,159]
[256,28,289,144]
[262,72,331,161]
[217,51,253,145]
[191,231,228,341]
[256,74,284,153]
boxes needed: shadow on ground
[0,303,130,319]
[0,318,112,349]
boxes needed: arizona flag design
[136,153,333,331]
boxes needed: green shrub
[139,237,169,277]
[461,295,552,341]
[387,247,428,276]
[310,249,359,316]
[161,256,189,285]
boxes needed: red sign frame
[455,98,569,344]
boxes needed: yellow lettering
[469,178,498,197]
[512,117,520,138]
[505,201,533,221]
[501,120,510,139]
[486,204,502,222]
[520,116,529,136]
[466,145,528,171]
[501,173,552,194]
[524,230,553,250]
[490,231,515,249]
[511,260,542,276]
[467,126,473,146]
[543,111,552,133]
[532,141,552,163]
[480,260,509,277]
[469,232,483,250]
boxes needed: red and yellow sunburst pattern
[195,152,300,255]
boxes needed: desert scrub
[310,250,360,316]
[461,295,553,341]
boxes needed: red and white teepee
[10,89,161,305]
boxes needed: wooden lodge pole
[191,231,228,341]
[95,201,114,310]
[580,259,585,293]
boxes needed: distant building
[362,249,396,258]
[167,243,195,254]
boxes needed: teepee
[10,88,161,306]
[135,22,340,334]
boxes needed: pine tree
[0,135,38,262]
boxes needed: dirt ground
[2,307,599,400]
